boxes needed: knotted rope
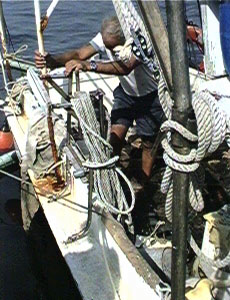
[158,74,230,222]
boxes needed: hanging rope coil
[71,92,135,225]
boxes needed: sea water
[2,0,201,63]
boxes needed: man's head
[101,16,125,50]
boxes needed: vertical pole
[34,0,46,75]
[34,0,63,187]
[165,1,191,300]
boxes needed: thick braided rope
[71,92,135,218]
[112,0,151,49]
[112,0,160,80]
[158,73,229,221]
[159,75,230,267]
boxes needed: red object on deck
[0,120,14,153]
[187,25,205,73]
[187,25,204,53]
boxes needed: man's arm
[65,55,140,76]
[35,44,97,69]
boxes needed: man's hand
[34,50,49,69]
[34,50,59,69]
[65,59,88,76]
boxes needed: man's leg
[110,124,129,156]
[135,90,164,185]
[141,137,155,180]
[110,85,134,156]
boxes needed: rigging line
[3,15,14,52]
[3,13,23,71]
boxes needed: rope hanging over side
[71,91,135,226]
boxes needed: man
[35,16,163,190]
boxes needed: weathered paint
[201,1,226,77]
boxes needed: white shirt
[89,33,157,97]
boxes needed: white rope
[112,0,159,79]
[111,0,230,278]
[5,44,28,60]
[158,72,230,267]
[188,229,230,269]
[156,282,171,300]
[71,92,135,222]
[158,71,230,221]
[0,44,28,99]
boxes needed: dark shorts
[111,84,164,138]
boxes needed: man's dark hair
[101,16,125,44]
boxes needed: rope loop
[158,75,230,223]
[5,44,28,60]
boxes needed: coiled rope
[159,78,230,221]
[158,76,230,268]
[71,92,135,226]
[0,43,29,114]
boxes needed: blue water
[4,1,116,59]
